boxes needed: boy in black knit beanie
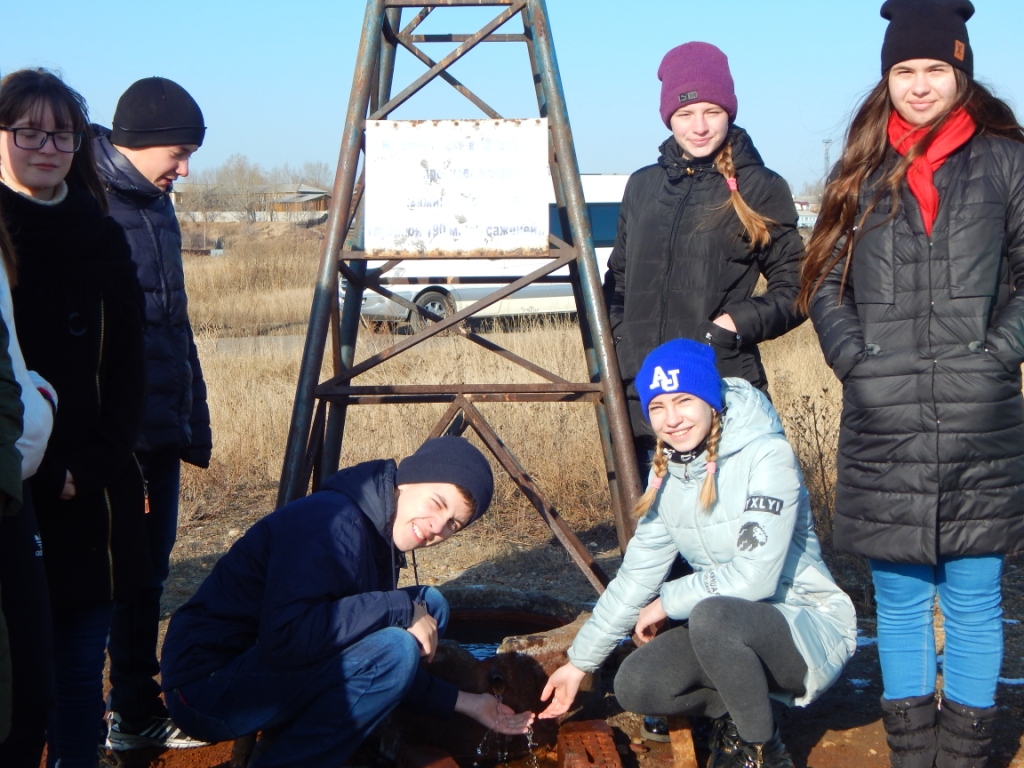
[92,78,213,752]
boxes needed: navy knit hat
[657,42,737,128]
[880,0,974,77]
[111,77,206,148]
[636,339,723,417]
[397,436,494,523]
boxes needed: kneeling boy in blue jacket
[160,437,533,767]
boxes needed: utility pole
[822,138,834,187]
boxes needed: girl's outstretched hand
[455,691,535,735]
[538,661,588,719]
[635,597,668,645]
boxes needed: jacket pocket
[948,202,1005,299]
[851,213,894,304]
[970,339,1020,376]
[702,319,740,350]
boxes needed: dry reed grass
[181,225,848,568]
[184,223,321,336]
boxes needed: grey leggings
[614,596,808,743]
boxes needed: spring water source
[472,696,543,768]
[427,588,584,767]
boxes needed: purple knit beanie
[658,42,737,128]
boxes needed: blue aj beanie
[397,436,494,524]
[636,339,723,418]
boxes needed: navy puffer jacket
[93,127,211,466]
[160,460,459,717]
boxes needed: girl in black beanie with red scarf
[0,68,150,768]
[798,2,1024,765]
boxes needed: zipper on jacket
[659,183,696,342]
[687,467,721,567]
[134,454,150,514]
[95,298,115,597]
[139,210,171,314]
[104,487,115,598]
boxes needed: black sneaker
[105,711,209,751]
[640,715,671,743]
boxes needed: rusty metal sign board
[364,118,550,257]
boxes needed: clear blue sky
[3,1,1022,191]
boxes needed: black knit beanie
[397,436,494,524]
[880,0,974,77]
[111,77,206,148]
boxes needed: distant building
[797,211,819,229]
[172,182,332,223]
[792,194,820,230]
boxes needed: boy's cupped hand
[455,691,535,734]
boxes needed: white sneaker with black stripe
[105,711,209,751]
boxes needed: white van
[341,174,628,328]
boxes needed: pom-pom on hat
[397,436,494,524]
[880,0,974,77]
[658,42,737,128]
[111,77,206,148]
[637,338,723,417]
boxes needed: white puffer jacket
[568,378,857,707]
[0,260,54,478]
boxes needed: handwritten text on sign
[364,119,550,256]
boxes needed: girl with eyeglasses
[0,68,151,768]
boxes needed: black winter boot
[880,693,938,768]
[706,714,741,768]
[935,697,997,768]
[722,727,794,768]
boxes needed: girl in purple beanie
[605,42,807,746]
[605,41,805,479]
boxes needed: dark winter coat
[809,134,1024,564]
[604,127,805,435]
[93,128,211,467]
[160,460,459,718]
[3,180,152,605]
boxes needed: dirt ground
[111,484,1024,768]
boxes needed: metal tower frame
[277,0,640,594]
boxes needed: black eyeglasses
[0,127,84,153]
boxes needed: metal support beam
[278,0,640,593]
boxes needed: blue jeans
[870,556,1003,707]
[47,601,114,768]
[166,586,447,768]
[108,448,181,720]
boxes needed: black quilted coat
[604,127,805,435]
[810,134,1024,564]
[3,180,153,605]
[93,128,211,467]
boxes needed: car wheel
[410,290,457,332]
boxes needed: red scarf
[887,108,976,236]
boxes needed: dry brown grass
[184,223,321,337]
[181,225,845,559]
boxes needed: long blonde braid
[632,439,669,519]
[714,141,773,250]
[698,411,722,511]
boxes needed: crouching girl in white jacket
[539,339,856,768]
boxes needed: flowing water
[471,696,546,768]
